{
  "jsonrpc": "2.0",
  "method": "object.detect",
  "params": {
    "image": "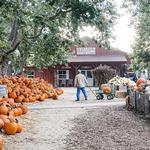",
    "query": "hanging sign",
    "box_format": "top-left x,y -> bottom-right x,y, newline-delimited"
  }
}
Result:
76,47 -> 96,55
0,85 -> 8,98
